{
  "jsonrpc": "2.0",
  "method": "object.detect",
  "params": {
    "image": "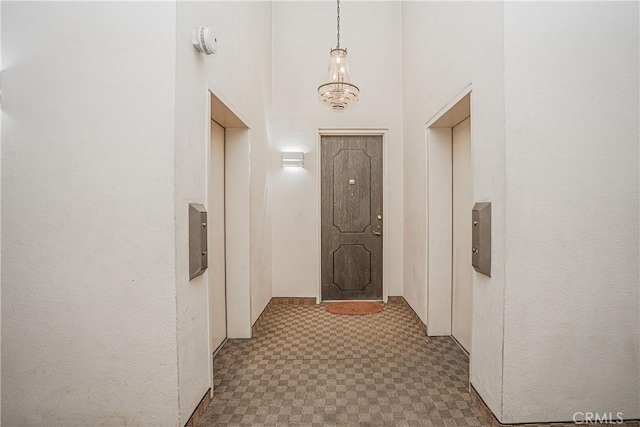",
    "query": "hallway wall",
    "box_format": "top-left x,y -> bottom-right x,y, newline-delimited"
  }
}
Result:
174,2 -> 273,425
401,1 -> 507,418
270,1 -> 404,299
403,1 -> 640,424
502,2 -> 640,422
1,2 -> 179,425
